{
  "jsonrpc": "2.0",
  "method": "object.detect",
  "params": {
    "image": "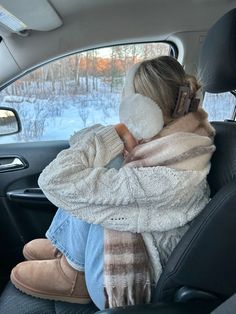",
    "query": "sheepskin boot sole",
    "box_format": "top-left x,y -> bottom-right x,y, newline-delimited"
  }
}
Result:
10,256 -> 91,304
23,238 -> 61,261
